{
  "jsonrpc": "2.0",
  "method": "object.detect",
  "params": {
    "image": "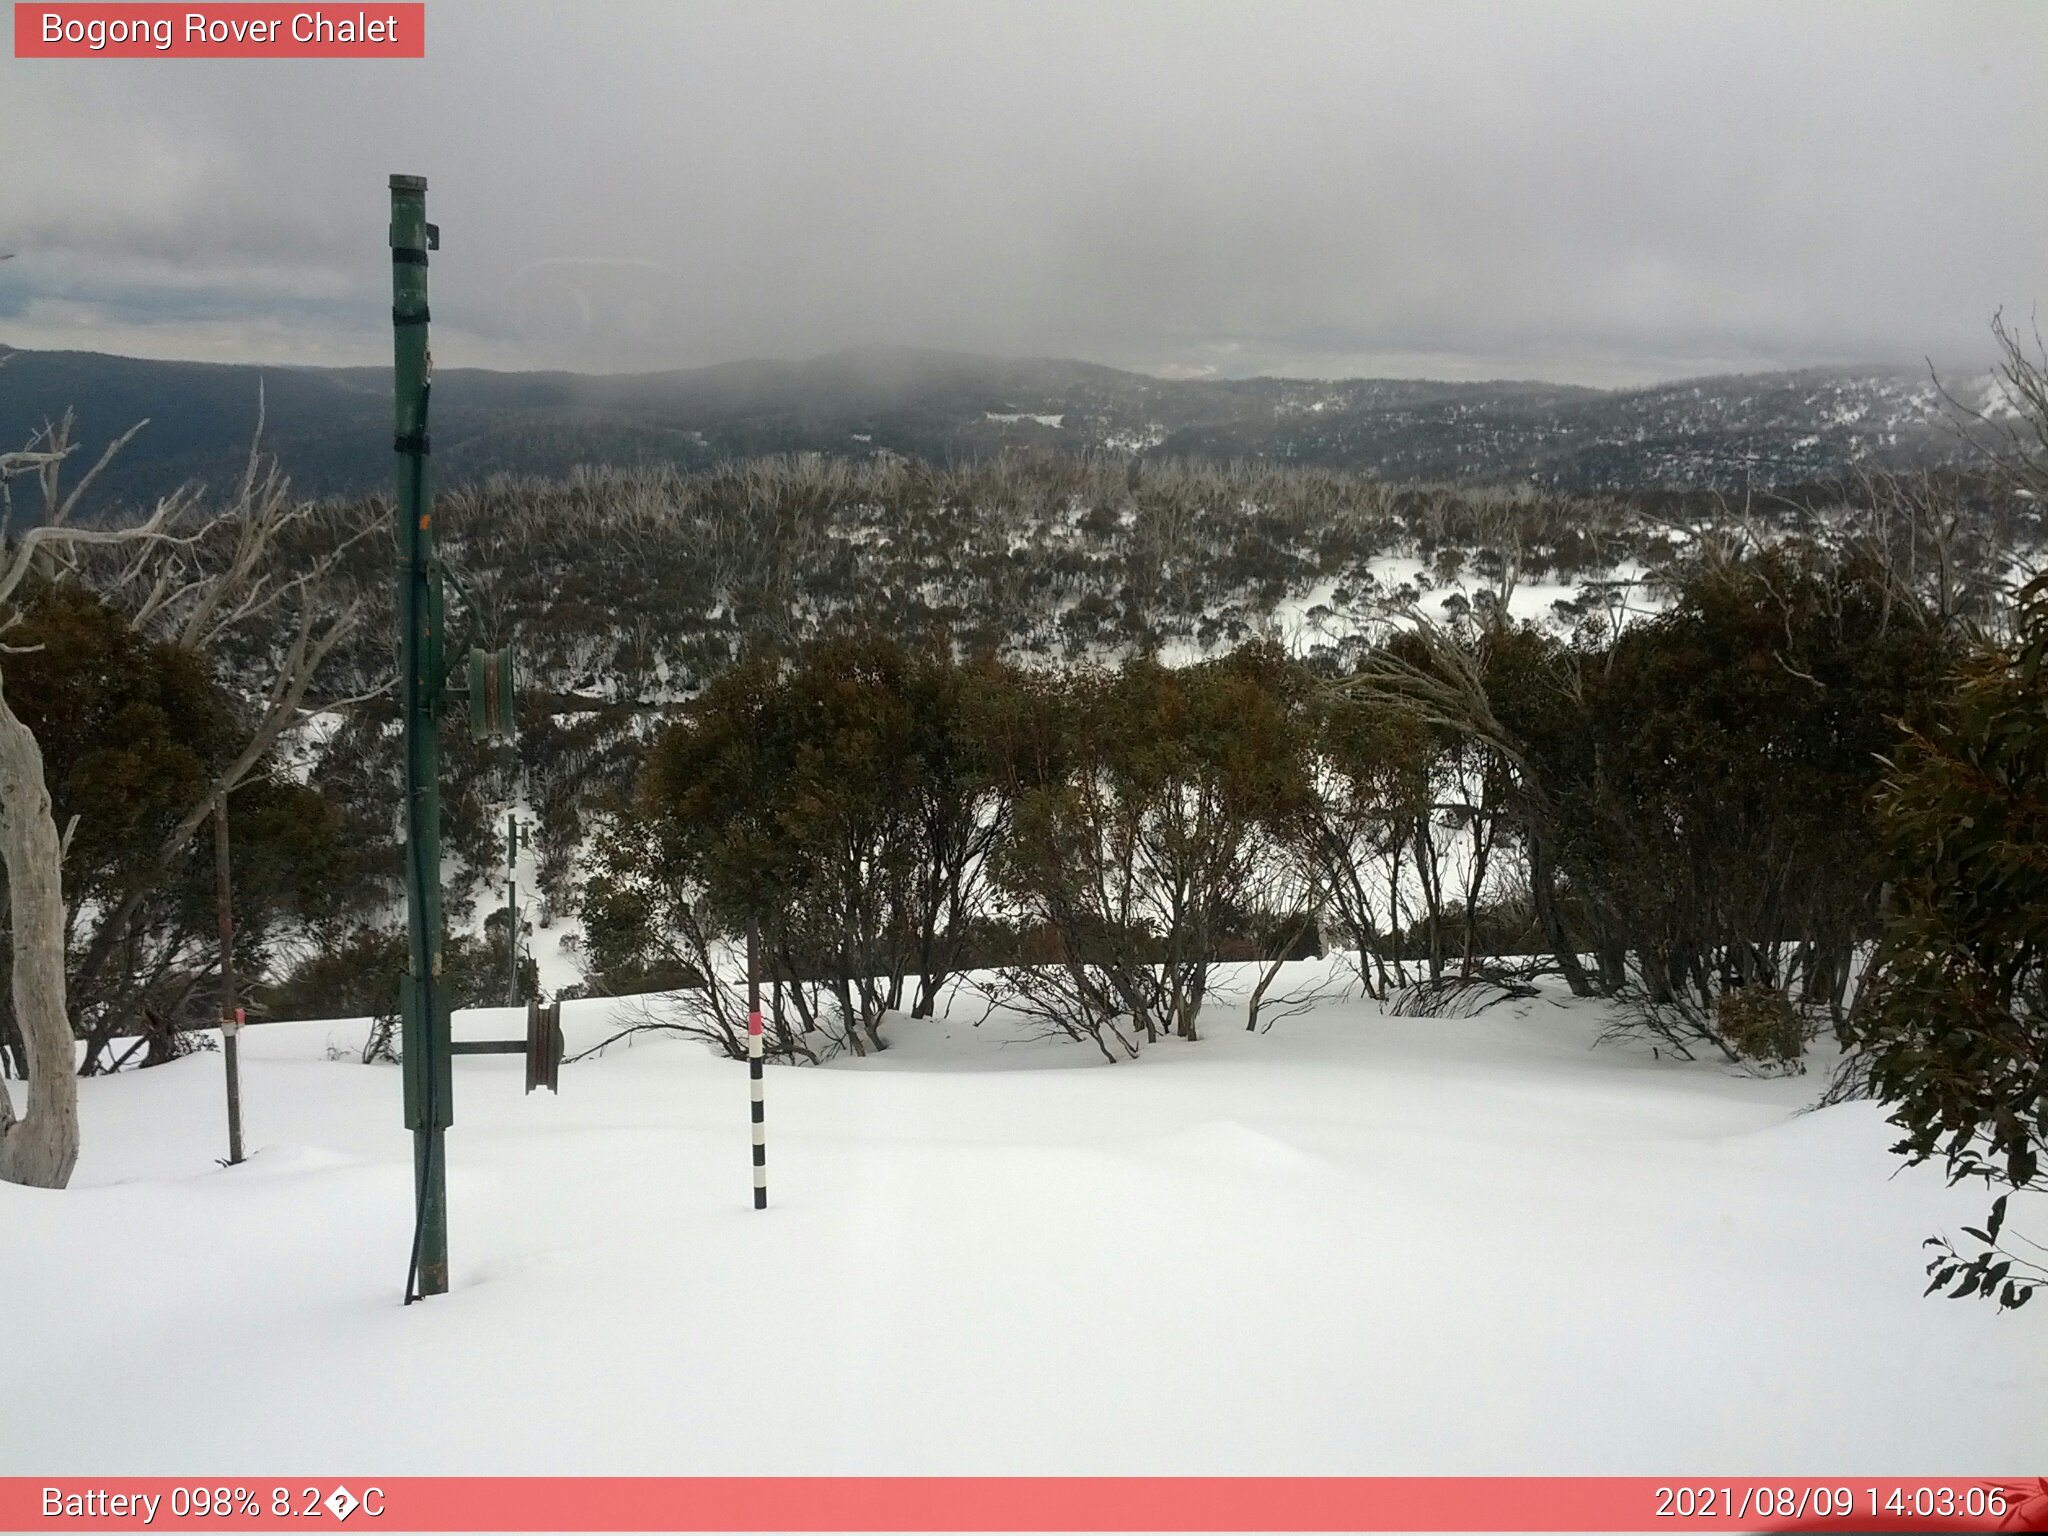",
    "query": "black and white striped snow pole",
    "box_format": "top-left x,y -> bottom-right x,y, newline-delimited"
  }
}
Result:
747,920 -> 767,1209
